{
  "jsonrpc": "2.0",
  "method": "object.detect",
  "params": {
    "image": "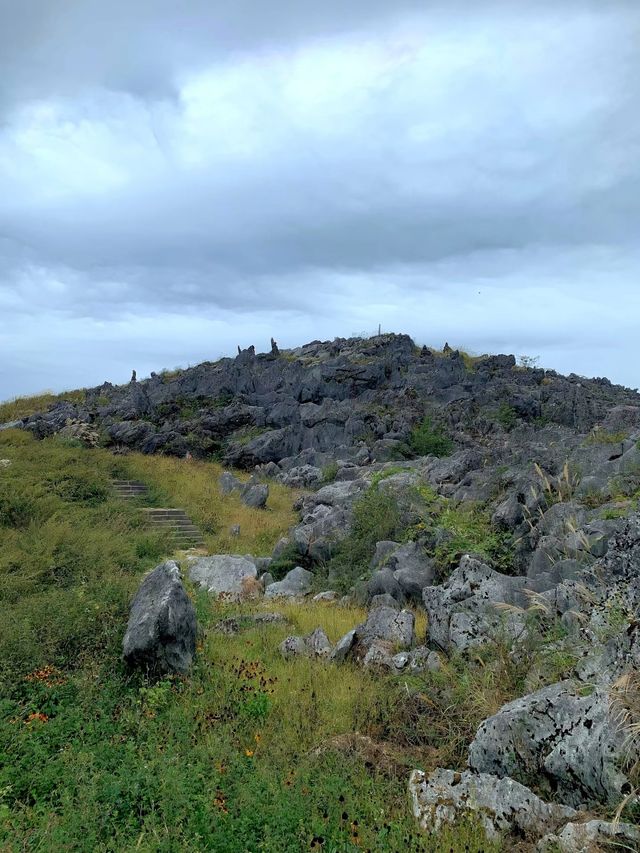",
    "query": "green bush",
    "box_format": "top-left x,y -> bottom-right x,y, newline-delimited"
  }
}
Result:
408,417 -> 453,457
495,403 -> 518,431
324,487 -> 401,591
